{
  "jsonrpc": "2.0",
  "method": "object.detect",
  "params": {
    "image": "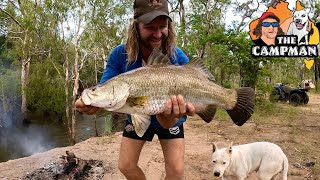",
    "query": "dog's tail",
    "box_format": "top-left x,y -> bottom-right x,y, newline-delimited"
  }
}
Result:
282,154 -> 289,180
